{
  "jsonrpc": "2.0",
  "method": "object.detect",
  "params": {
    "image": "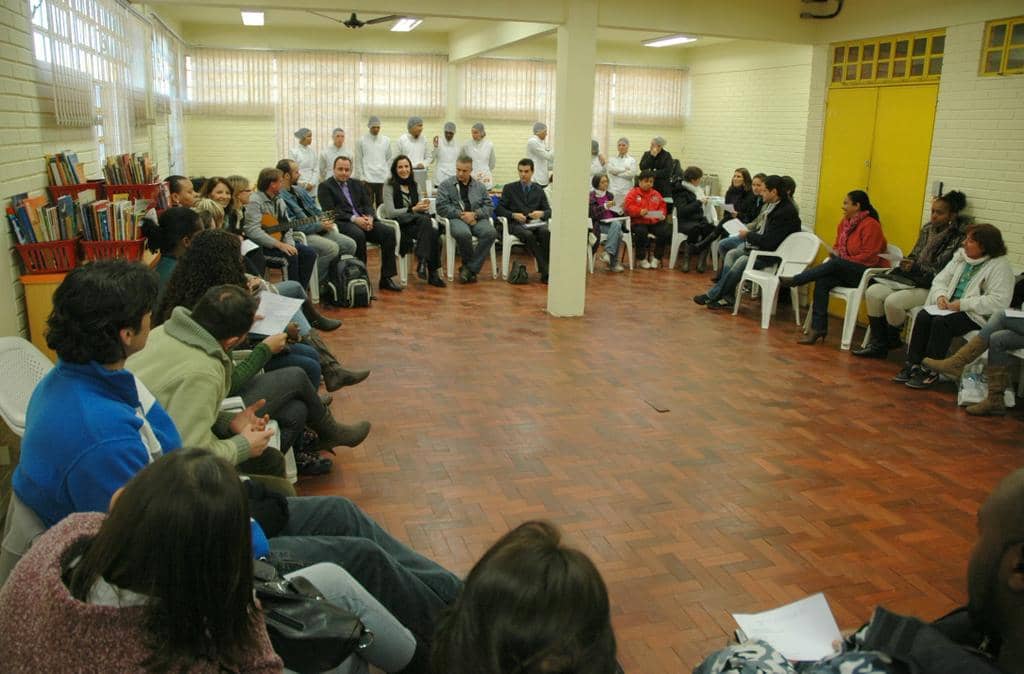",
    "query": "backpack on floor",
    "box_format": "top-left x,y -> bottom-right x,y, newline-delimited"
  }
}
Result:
323,255 -> 371,308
